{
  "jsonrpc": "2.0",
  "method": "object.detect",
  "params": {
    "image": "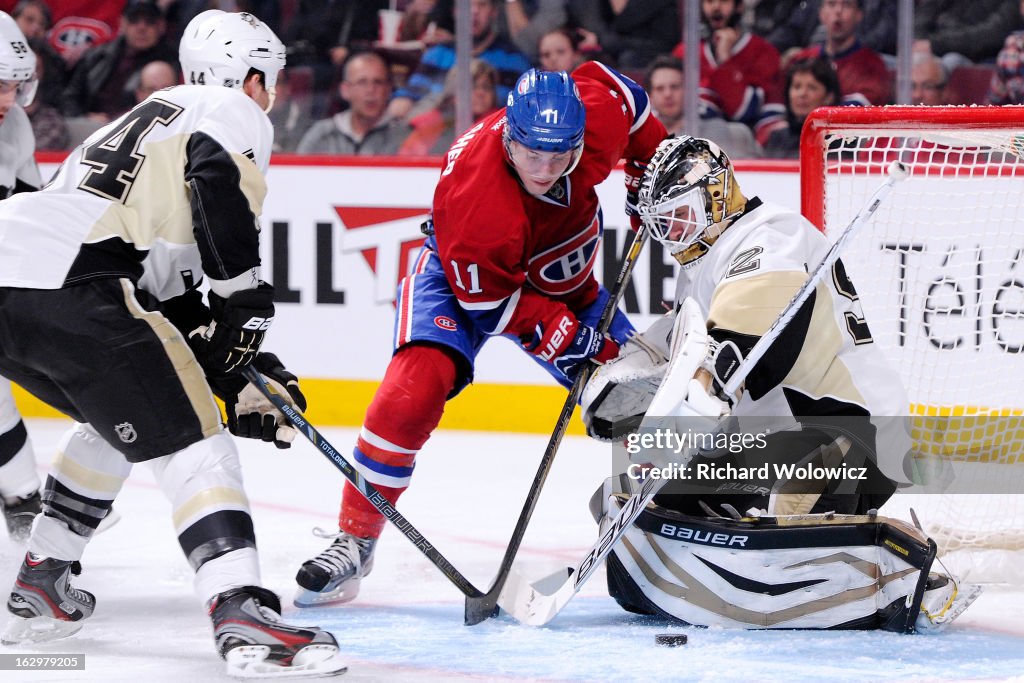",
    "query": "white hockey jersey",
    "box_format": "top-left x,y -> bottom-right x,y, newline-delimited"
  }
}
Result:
0,85 -> 273,302
675,198 -> 908,420
0,104 -> 41,197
